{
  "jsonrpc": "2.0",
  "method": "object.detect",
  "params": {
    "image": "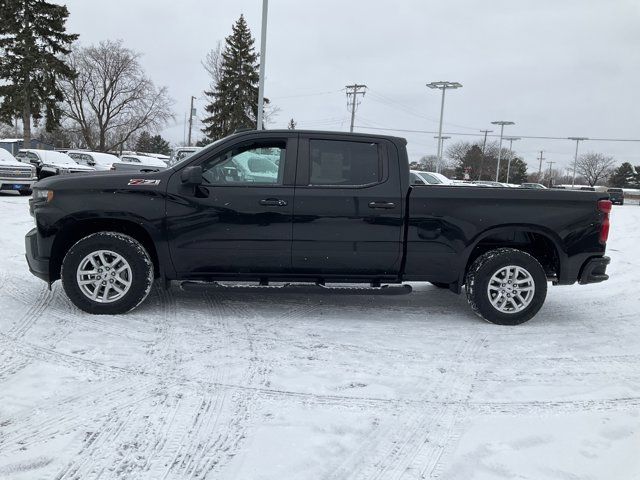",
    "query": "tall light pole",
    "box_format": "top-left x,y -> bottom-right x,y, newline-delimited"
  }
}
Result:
505,136 -> 521,183
478,129 -> 492,180
256,0 -> 269,130
568,137 -> 588,188
434,135 -> 450,170
427,81 -> 462,173
491,121 -> 515,182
